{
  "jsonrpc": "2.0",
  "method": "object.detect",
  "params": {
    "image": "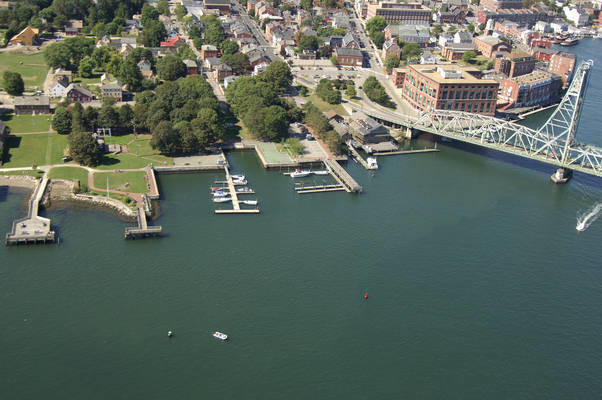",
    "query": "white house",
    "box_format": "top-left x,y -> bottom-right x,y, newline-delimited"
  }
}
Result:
550,20 -> 568,33
49,81 -> 67,97
534,21 -> 552,33
420,50 -> 436,64
252,62 -> 269,76
563,6 -> 589,27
